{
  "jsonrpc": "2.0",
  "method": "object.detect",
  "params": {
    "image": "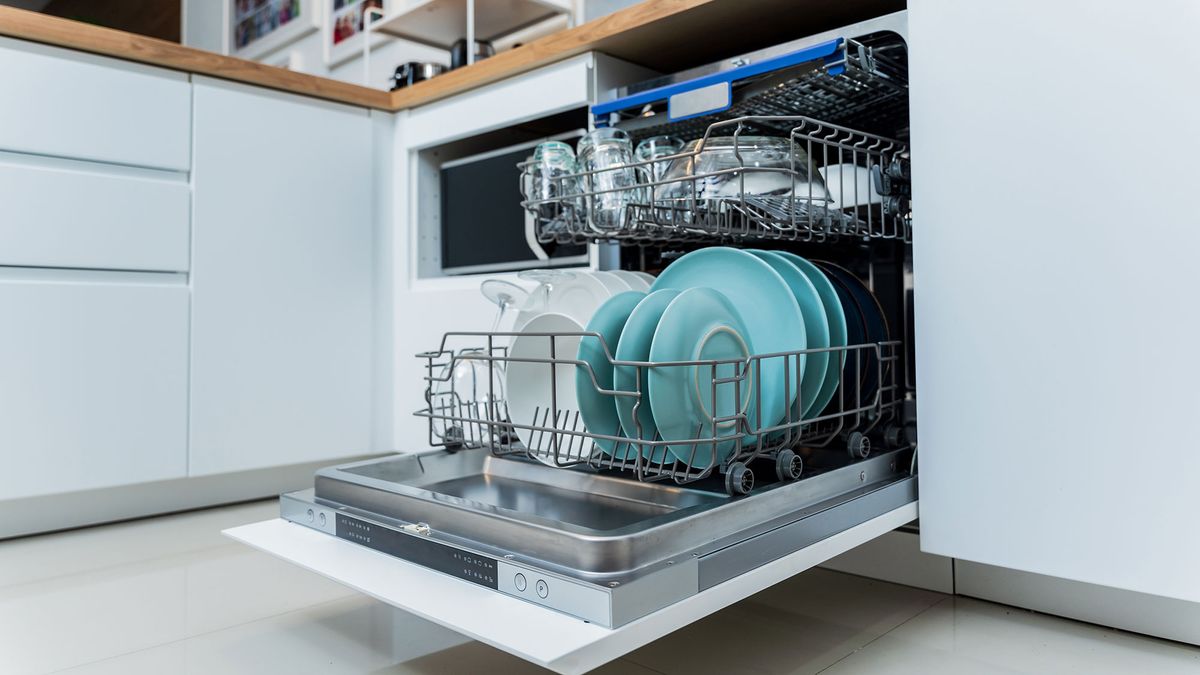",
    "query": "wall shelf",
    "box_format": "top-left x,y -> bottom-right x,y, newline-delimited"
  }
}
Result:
373,0 -> 571,50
